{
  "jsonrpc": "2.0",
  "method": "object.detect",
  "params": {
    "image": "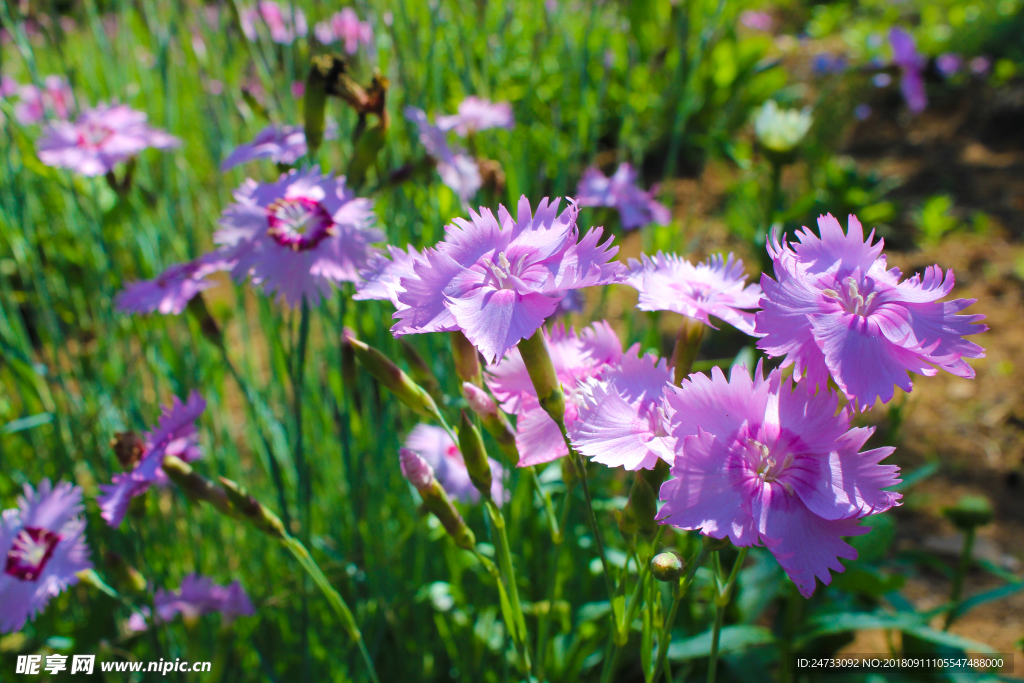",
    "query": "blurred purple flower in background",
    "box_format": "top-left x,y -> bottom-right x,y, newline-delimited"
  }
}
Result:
936,53 -> 962,79
572,350 -> 675,471
969,56 -> 992,75
659,363 -> 902,597
739,10 -> 773,32
437,97 -> 515,136
115,251 -> 235,315
854,104 -> 872,121
0,481 -> 92,633
214,167 -> 382,306
393,197 -> 624,362
889,27 -> 927,113
403,424 -> 506,504
576,163 -> 670,229
627,252 -> 762,335
755,214 -> 987,408
487,322 -> 622,466
811,53 -> 847,76
98,392 -> 207,528
130,575 -> 254,631
314,8 -> 373,54
405,106 -> 482,202
240,1 -> 307,44
37,103 -> 179,176
14,75 -> 75,124
221,124 -> 307,170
